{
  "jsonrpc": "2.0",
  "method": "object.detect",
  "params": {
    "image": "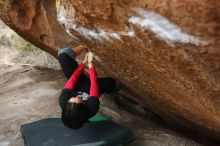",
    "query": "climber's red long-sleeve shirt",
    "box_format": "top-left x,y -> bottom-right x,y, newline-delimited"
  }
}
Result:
59,63 -> 100,119
64,63 -> 99,97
